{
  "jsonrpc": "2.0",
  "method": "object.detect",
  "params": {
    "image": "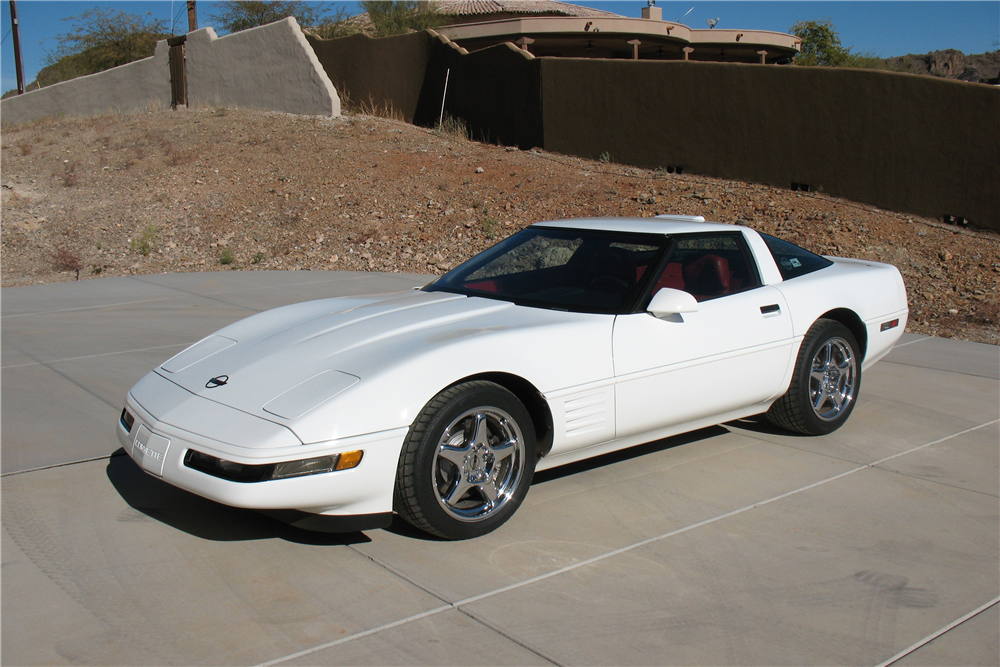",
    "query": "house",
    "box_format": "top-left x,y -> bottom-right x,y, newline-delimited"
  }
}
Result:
427,0 -> 800,64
